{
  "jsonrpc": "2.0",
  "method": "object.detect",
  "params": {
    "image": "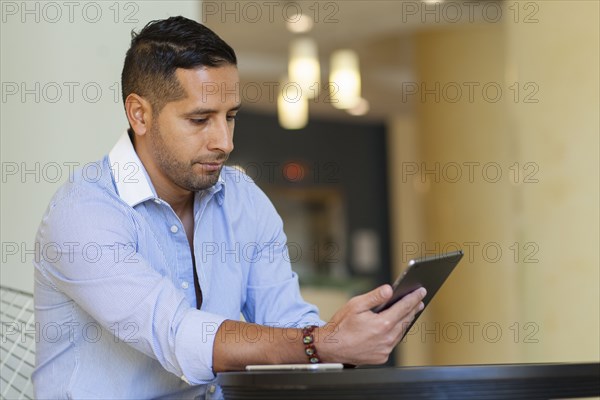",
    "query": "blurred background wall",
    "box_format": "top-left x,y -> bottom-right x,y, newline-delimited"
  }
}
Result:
394,0 -> 599,366
1,0 -> 598,367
